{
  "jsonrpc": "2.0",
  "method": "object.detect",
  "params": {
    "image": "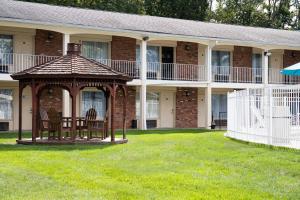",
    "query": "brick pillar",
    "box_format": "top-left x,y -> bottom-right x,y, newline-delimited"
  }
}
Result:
283,50 -> 300,67
175,87 -> 198,128
233,46 -> 253,82
35,29 -> 63,56
39,87 -> 63,114
115,86 -> 136,129
111,36 -> 136,61
176,42 -> 198,80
